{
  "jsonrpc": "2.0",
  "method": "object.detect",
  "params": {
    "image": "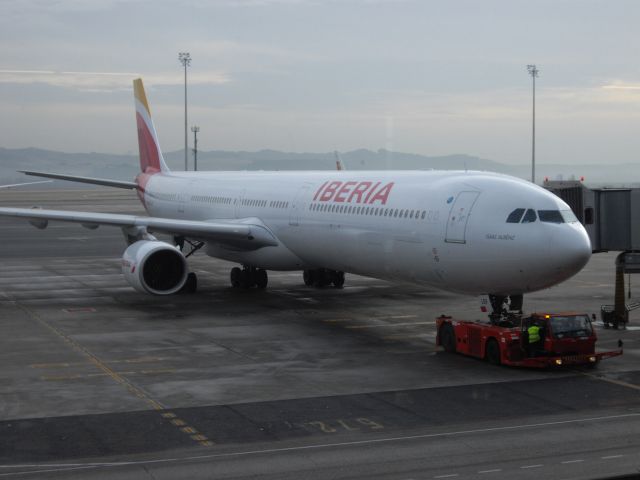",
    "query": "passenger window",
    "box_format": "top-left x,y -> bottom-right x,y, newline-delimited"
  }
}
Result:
522,209 -> 537,223
538,210 -> 564,223
506,208 -> 525,223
